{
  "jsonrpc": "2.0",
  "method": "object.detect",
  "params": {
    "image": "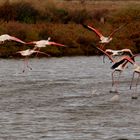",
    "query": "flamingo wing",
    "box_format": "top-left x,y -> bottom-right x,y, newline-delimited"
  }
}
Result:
95,45 -> 114,63
111,57 -> 134,69
109,23 -> 128,38
49,41 -> 65,47
82,24 -> 103,38
33,50 -> 50,56
121,49 -> 133,57
26,41 -> 36,45
10,36 -> 26,44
